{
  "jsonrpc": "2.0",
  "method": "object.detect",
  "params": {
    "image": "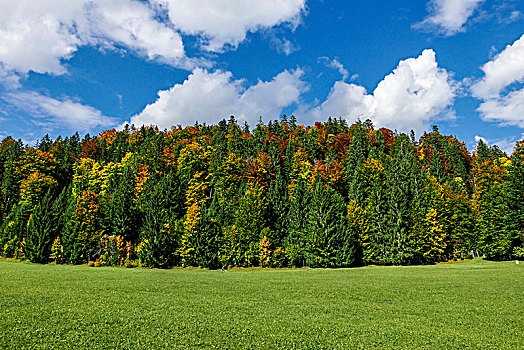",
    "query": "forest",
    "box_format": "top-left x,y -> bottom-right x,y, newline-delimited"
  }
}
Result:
0,116 -> 523,269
